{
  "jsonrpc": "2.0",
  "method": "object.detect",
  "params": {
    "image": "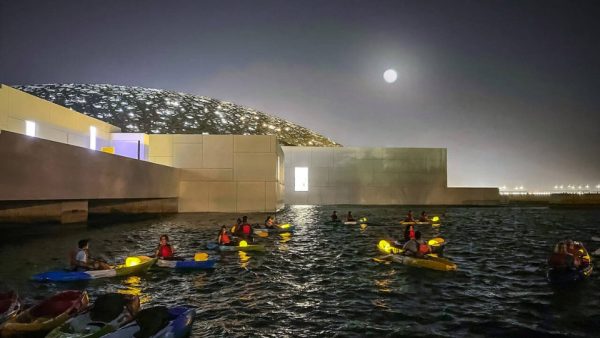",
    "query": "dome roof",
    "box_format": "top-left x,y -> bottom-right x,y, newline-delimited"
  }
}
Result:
15,84 -> 340,147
